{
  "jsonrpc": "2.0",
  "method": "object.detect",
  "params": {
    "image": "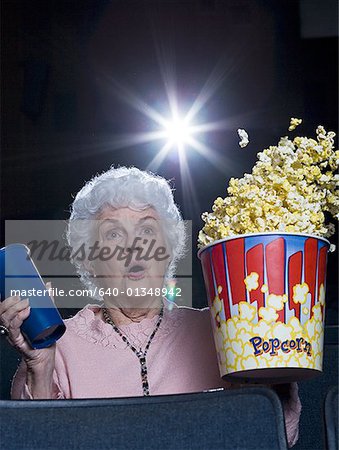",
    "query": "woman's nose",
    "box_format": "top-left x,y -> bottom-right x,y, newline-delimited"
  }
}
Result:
124,234 -> 143,253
